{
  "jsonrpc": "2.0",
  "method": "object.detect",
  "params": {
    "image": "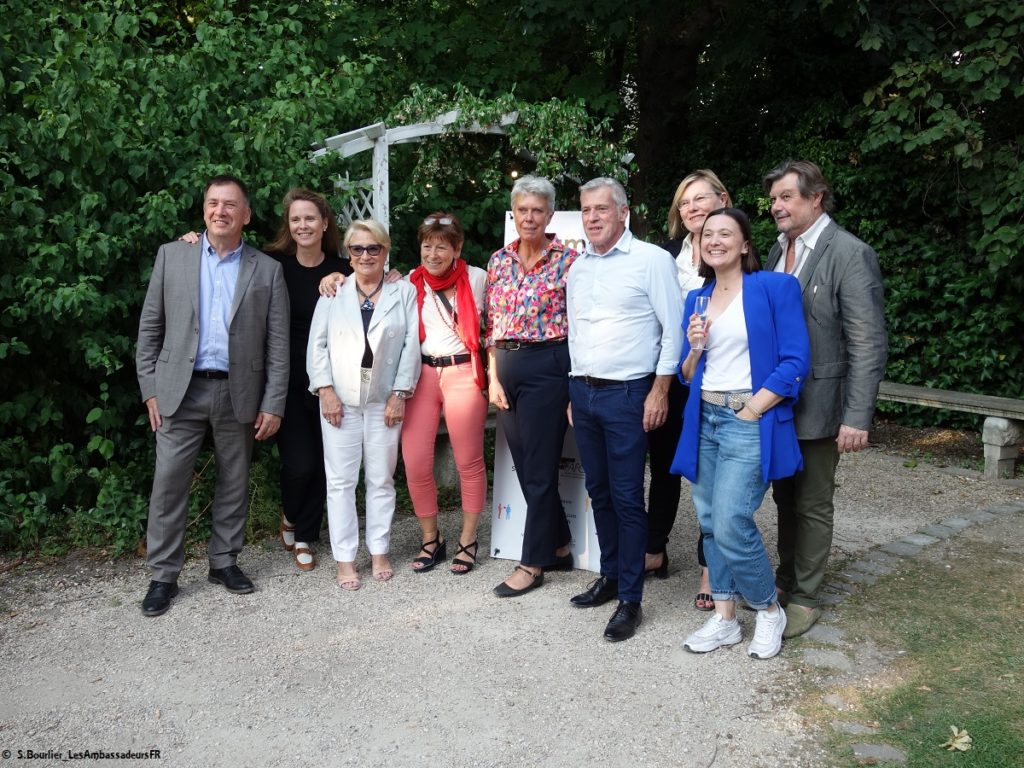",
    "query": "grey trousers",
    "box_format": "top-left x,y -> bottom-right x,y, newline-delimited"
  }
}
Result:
146,378 -> 254,583
771,437 -> 840,608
